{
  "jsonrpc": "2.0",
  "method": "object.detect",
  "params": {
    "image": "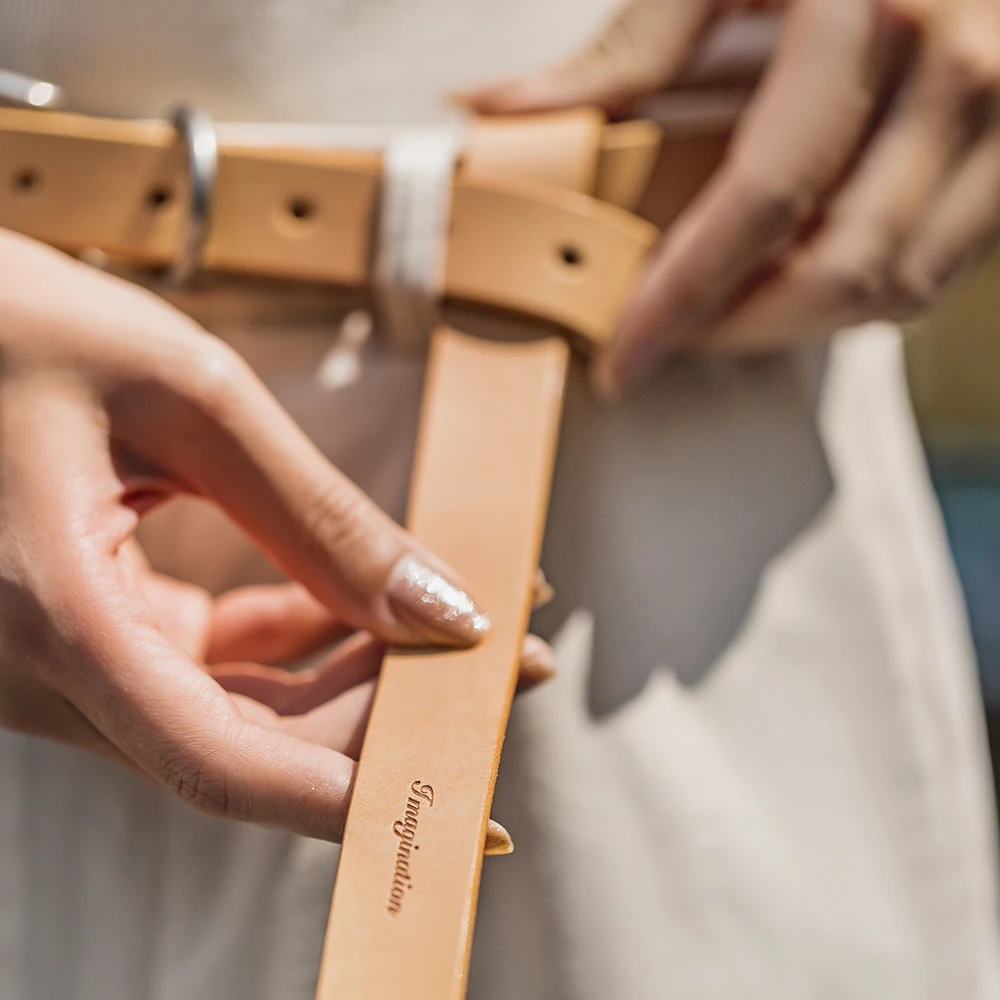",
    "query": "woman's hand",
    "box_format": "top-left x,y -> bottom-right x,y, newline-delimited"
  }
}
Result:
466,0 -> 1000,395
0,231 -> 551,841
